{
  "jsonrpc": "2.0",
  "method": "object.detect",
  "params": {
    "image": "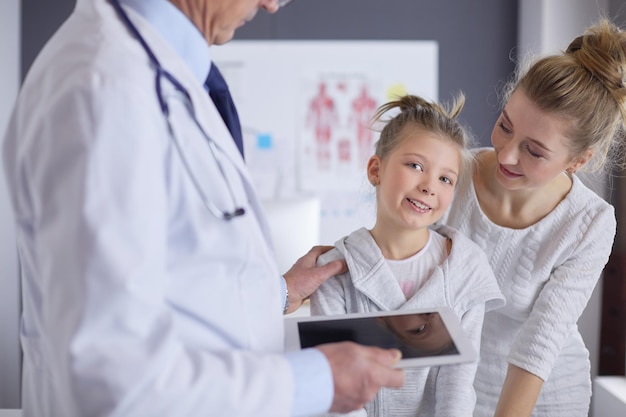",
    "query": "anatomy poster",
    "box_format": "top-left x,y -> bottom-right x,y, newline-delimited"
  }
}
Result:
212,41 -> 438,243
300,74 -> 382,190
